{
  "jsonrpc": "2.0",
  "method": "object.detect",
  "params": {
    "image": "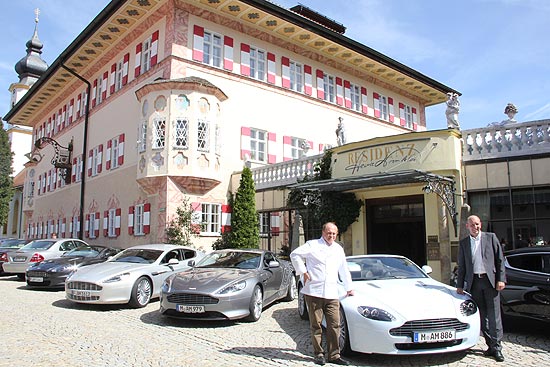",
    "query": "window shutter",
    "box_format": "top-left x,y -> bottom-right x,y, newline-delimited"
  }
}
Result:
267,52 -> 276,84
76,94 -> 82,119
316,69 -> 324,99
106,139 -> 112,170
221,205 -> 232,233
268,132 -> 277,164
91,79 -> 97,108
304,65 -> 312,96
412,108 -> 418,131
37,174 -> 41,195
115,208 -> 121,236
85,214 -> 90,238
192,25 -> 204,62
240,43 -> 250,76
150,30 -> 159,67
135,43 -> 142,77
191,202 -> 202,234
361,87 -> 369,115
388,97 -> 395,123
283,136 -> 292,162
344,80 -> 351,108
399,103 -> 406,126
143,203 -> 151,234
373,92 -> 381,118
223,36 -> 233,71
118,133 -> 125,166
102,71 -> 108,100
71,158 -> 77,183
128,206 -> 135,235
110,63 -> 116,94
103,210 -> 109,237
281,57 -> 290,88
88,149 -> 93,177
336,77 -> 343,106
94,212 -> 100,238
97,144 -> 103,174
68,99 -> 74,124
270,212 -> 280,236
240,127 -> 251,160
122,53 -> 129,85
62,218 -> 66,238
62,106 -> 67,130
